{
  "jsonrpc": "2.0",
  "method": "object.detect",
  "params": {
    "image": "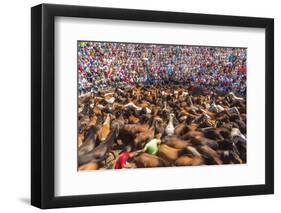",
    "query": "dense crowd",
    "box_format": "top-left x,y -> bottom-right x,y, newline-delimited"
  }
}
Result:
78,41 -> 247,96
